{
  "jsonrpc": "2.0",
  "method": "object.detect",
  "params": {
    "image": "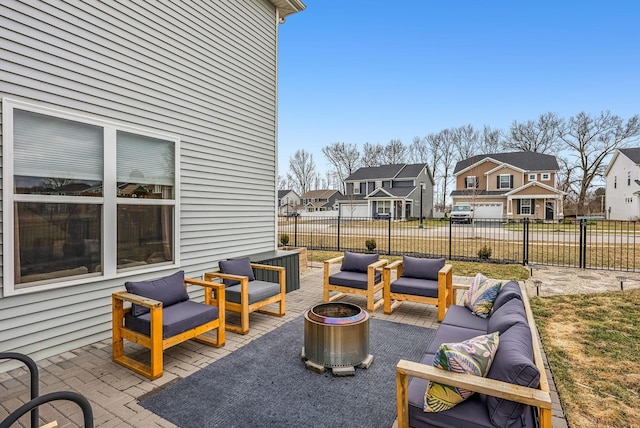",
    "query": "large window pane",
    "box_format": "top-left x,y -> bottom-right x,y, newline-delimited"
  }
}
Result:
117,132 -> 174,199
117,205 -> 173,269
14,110 -> 103,195
15,202 -> 102,286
